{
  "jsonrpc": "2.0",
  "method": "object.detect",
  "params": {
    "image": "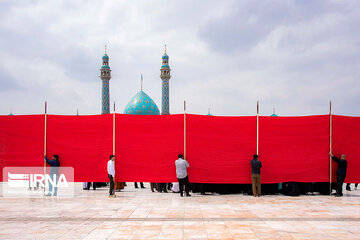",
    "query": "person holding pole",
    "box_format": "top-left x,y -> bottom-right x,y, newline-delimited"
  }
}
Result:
175,154 -> 191,197
329,152 -> 347,197
44,154 -> 60,196
251,154 -> 262,197
107,155 -> 116,198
